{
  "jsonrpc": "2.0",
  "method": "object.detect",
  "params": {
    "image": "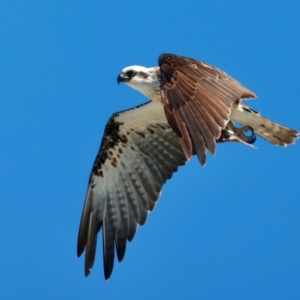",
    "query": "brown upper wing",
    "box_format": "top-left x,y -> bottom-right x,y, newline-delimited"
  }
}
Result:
159,53 -> 256,165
